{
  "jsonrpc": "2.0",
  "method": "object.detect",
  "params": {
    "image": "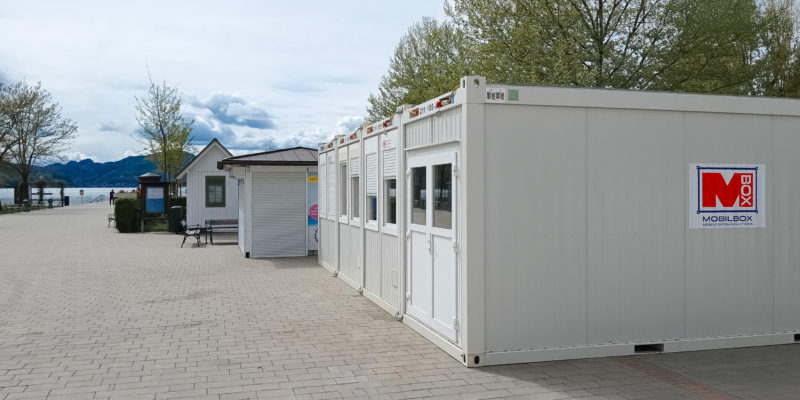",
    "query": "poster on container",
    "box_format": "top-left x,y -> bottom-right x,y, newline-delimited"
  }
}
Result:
307,172 -> 319,251
689,163 -> 765,229
145,186 -> 165,214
